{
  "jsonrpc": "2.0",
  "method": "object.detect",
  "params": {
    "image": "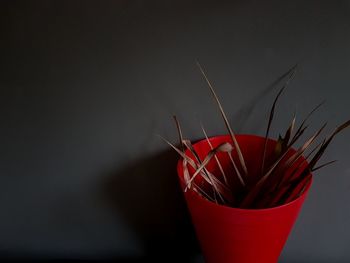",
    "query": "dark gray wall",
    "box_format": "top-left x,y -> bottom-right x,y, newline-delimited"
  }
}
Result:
1,0 -> 350,262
